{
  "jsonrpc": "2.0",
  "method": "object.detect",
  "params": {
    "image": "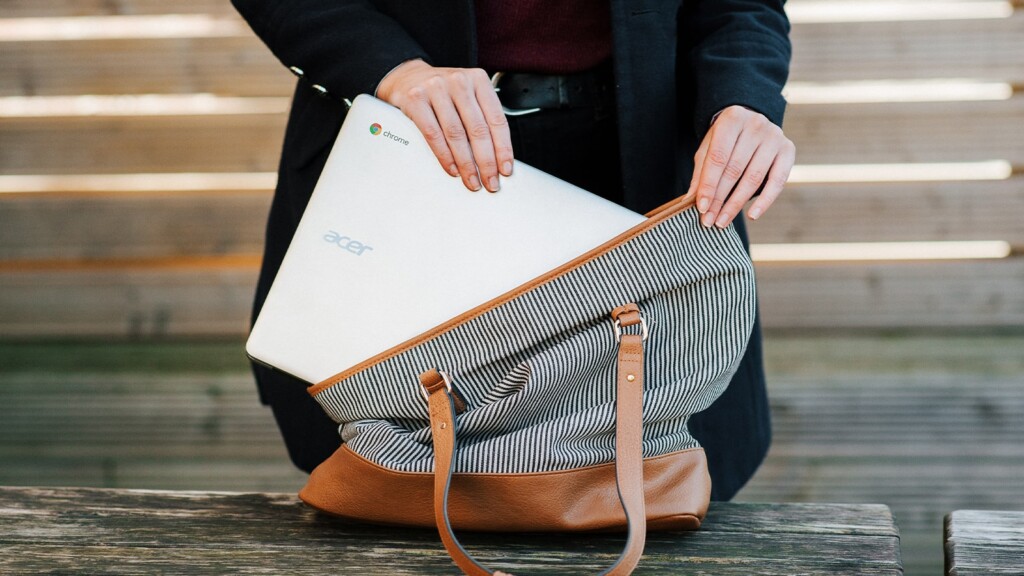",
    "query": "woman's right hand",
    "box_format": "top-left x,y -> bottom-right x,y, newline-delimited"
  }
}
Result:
376,59 -> 514,193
